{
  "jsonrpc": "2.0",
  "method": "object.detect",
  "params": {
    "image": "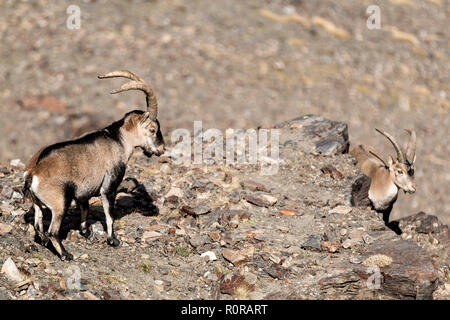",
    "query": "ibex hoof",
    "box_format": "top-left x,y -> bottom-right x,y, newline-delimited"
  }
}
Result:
107,237 -> 120,247
36,232 -> 49,246
80,228 -> 92,239
61,252 -> 73,261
